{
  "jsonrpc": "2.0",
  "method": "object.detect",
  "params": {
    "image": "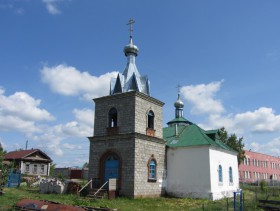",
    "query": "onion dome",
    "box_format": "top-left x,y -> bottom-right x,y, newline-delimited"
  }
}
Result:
174,94 -> 184,109
124,38 -> 139,56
